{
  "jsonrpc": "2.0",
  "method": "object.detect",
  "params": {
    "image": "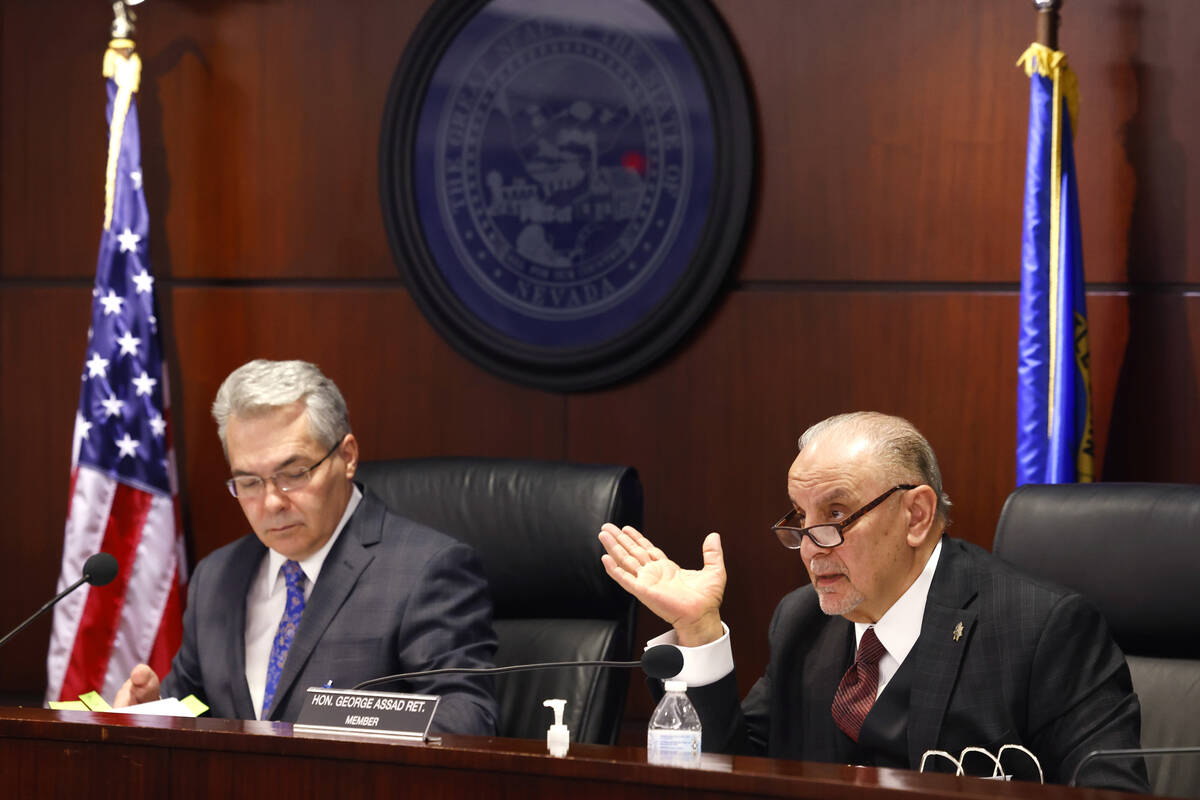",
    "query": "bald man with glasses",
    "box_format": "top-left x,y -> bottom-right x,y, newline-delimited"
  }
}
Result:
115,359 -> 498,733
599,412 -> 1146,791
